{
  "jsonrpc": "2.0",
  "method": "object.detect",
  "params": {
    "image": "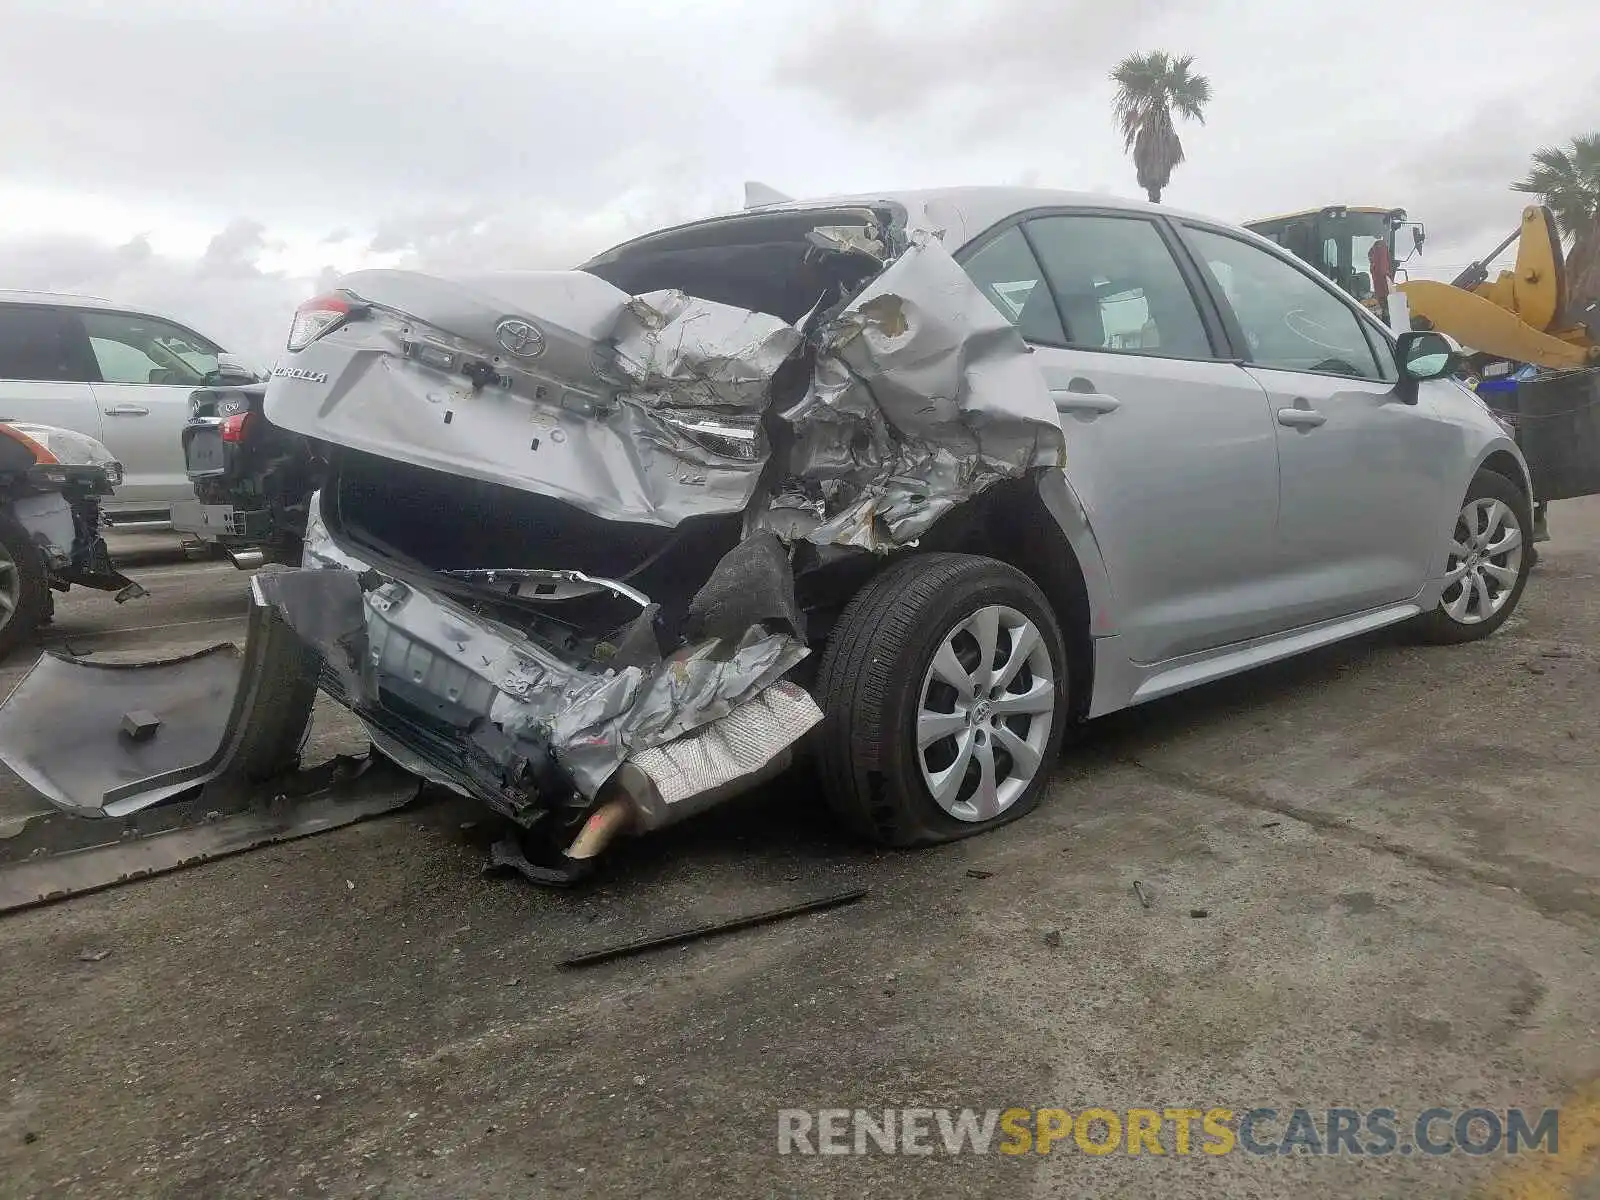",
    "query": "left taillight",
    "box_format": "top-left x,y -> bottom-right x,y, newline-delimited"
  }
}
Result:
286,292 -> 352,352
220,412 -> 252,443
